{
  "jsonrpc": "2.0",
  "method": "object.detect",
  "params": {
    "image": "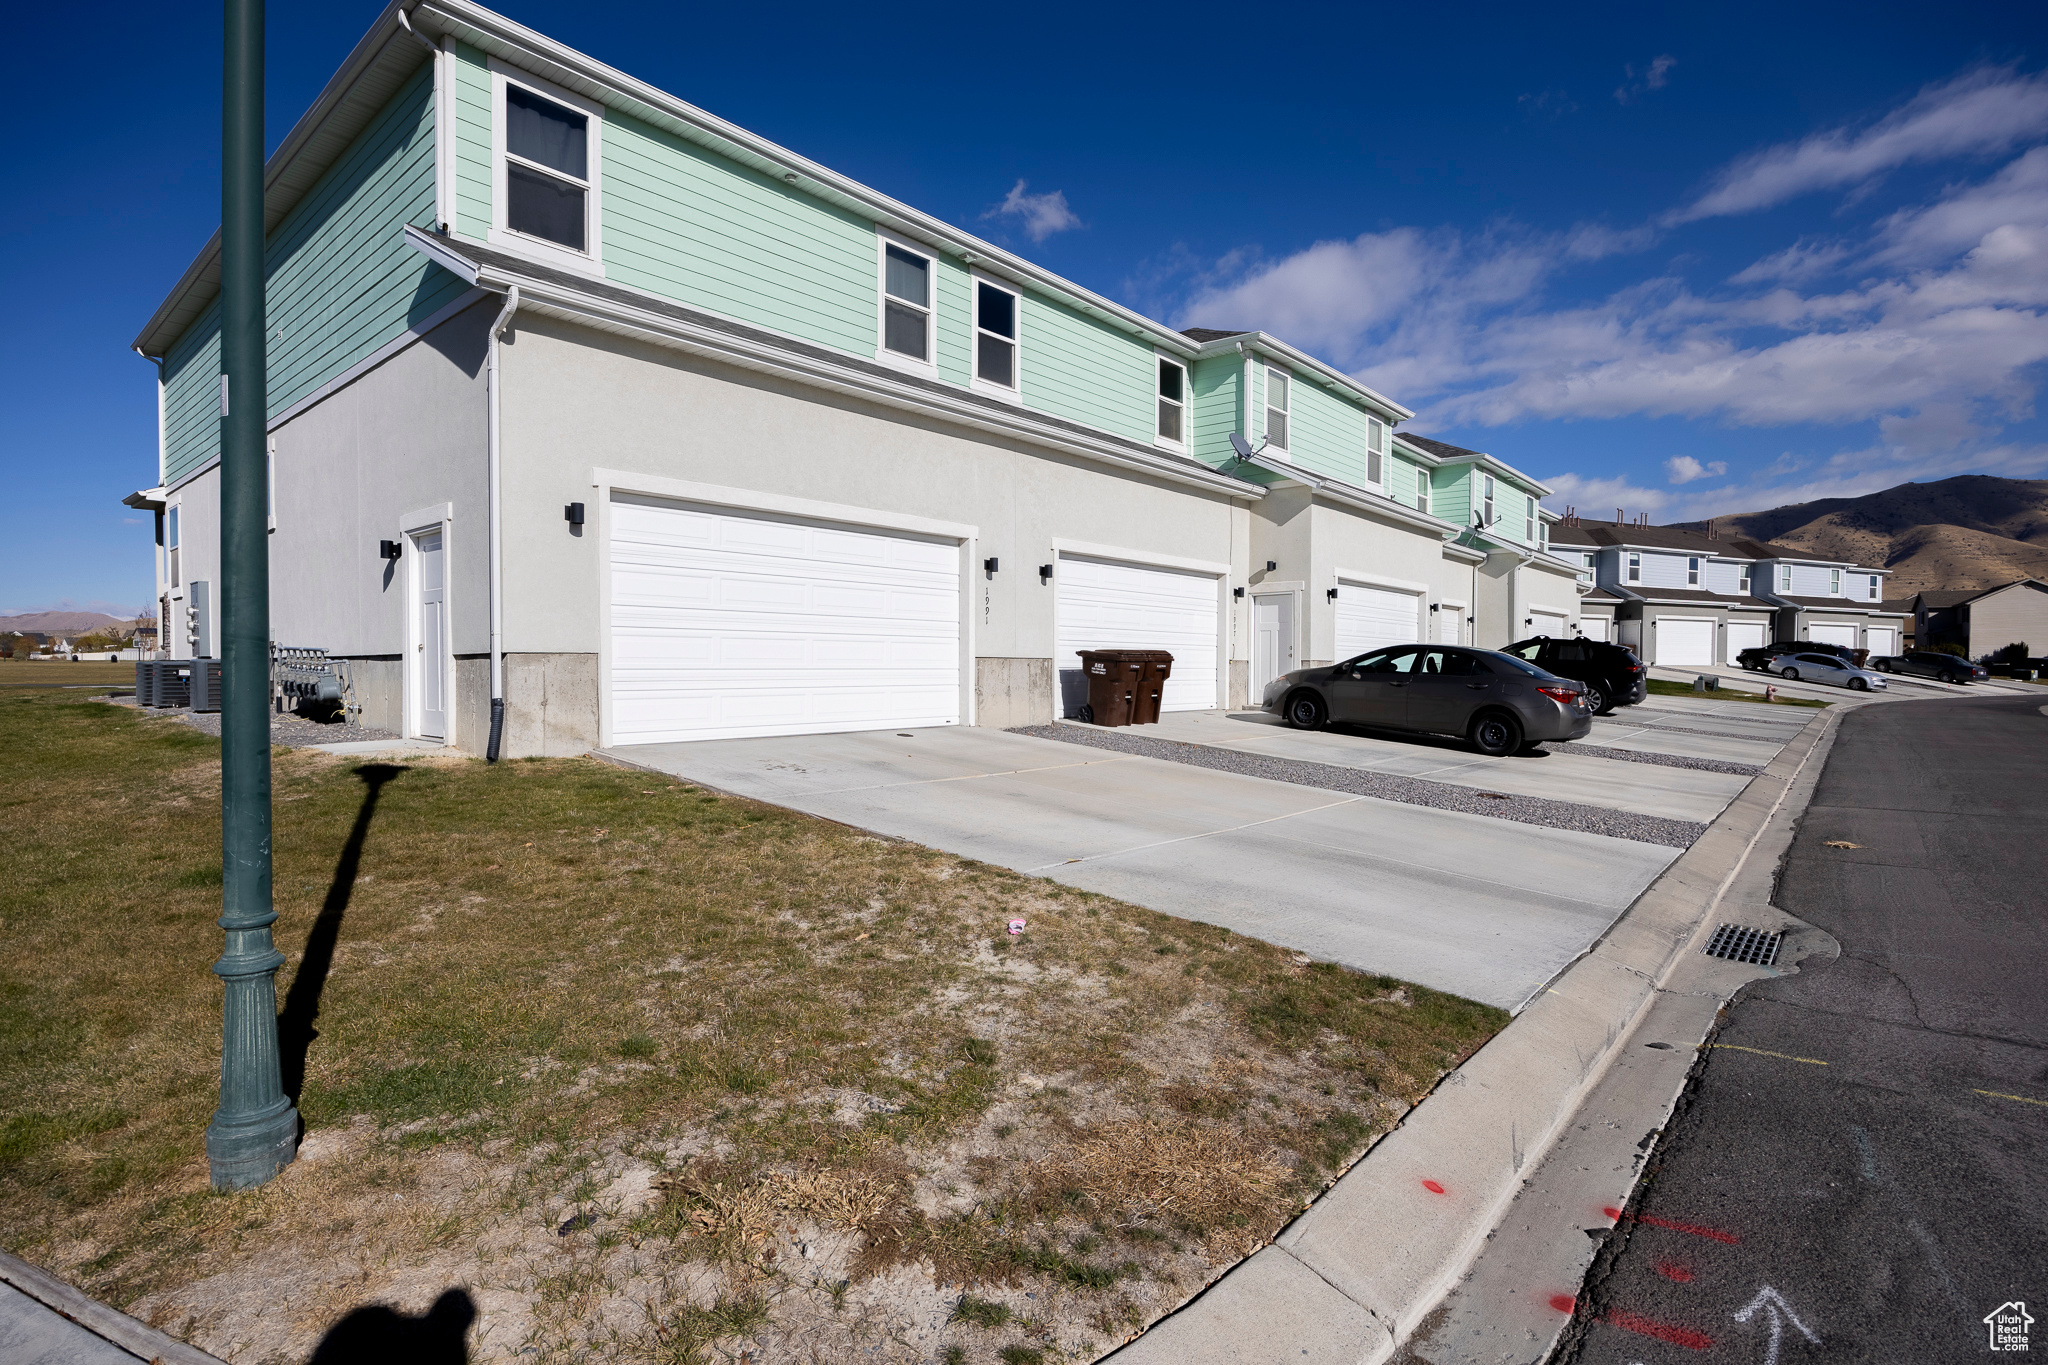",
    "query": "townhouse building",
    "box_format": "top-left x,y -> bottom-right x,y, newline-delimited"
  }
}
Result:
124,0 -> 1584,757
1549,517 -> 1906,666
1907,580 -> 2048,659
